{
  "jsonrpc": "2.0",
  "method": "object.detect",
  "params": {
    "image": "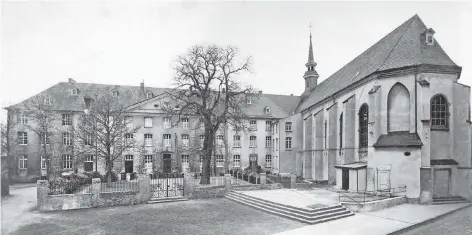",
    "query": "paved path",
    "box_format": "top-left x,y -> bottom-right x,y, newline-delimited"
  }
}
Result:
274,203 -> 471,235
396,205 -> 472,235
